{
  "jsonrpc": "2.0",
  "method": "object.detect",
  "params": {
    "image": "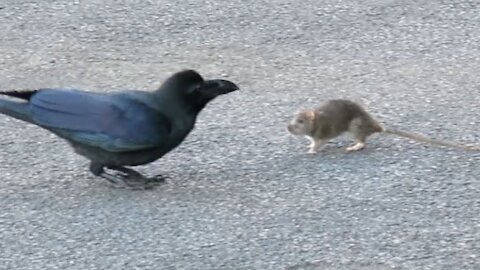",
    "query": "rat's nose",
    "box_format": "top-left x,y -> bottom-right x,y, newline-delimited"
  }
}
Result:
287,125 -> 293,132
